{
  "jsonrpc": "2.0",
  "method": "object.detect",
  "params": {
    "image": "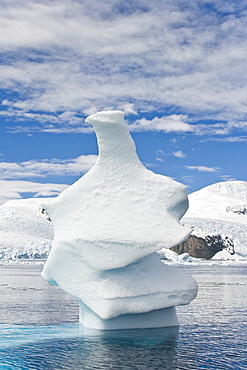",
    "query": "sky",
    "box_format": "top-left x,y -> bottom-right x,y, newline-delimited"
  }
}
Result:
0,0 -> 247,204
